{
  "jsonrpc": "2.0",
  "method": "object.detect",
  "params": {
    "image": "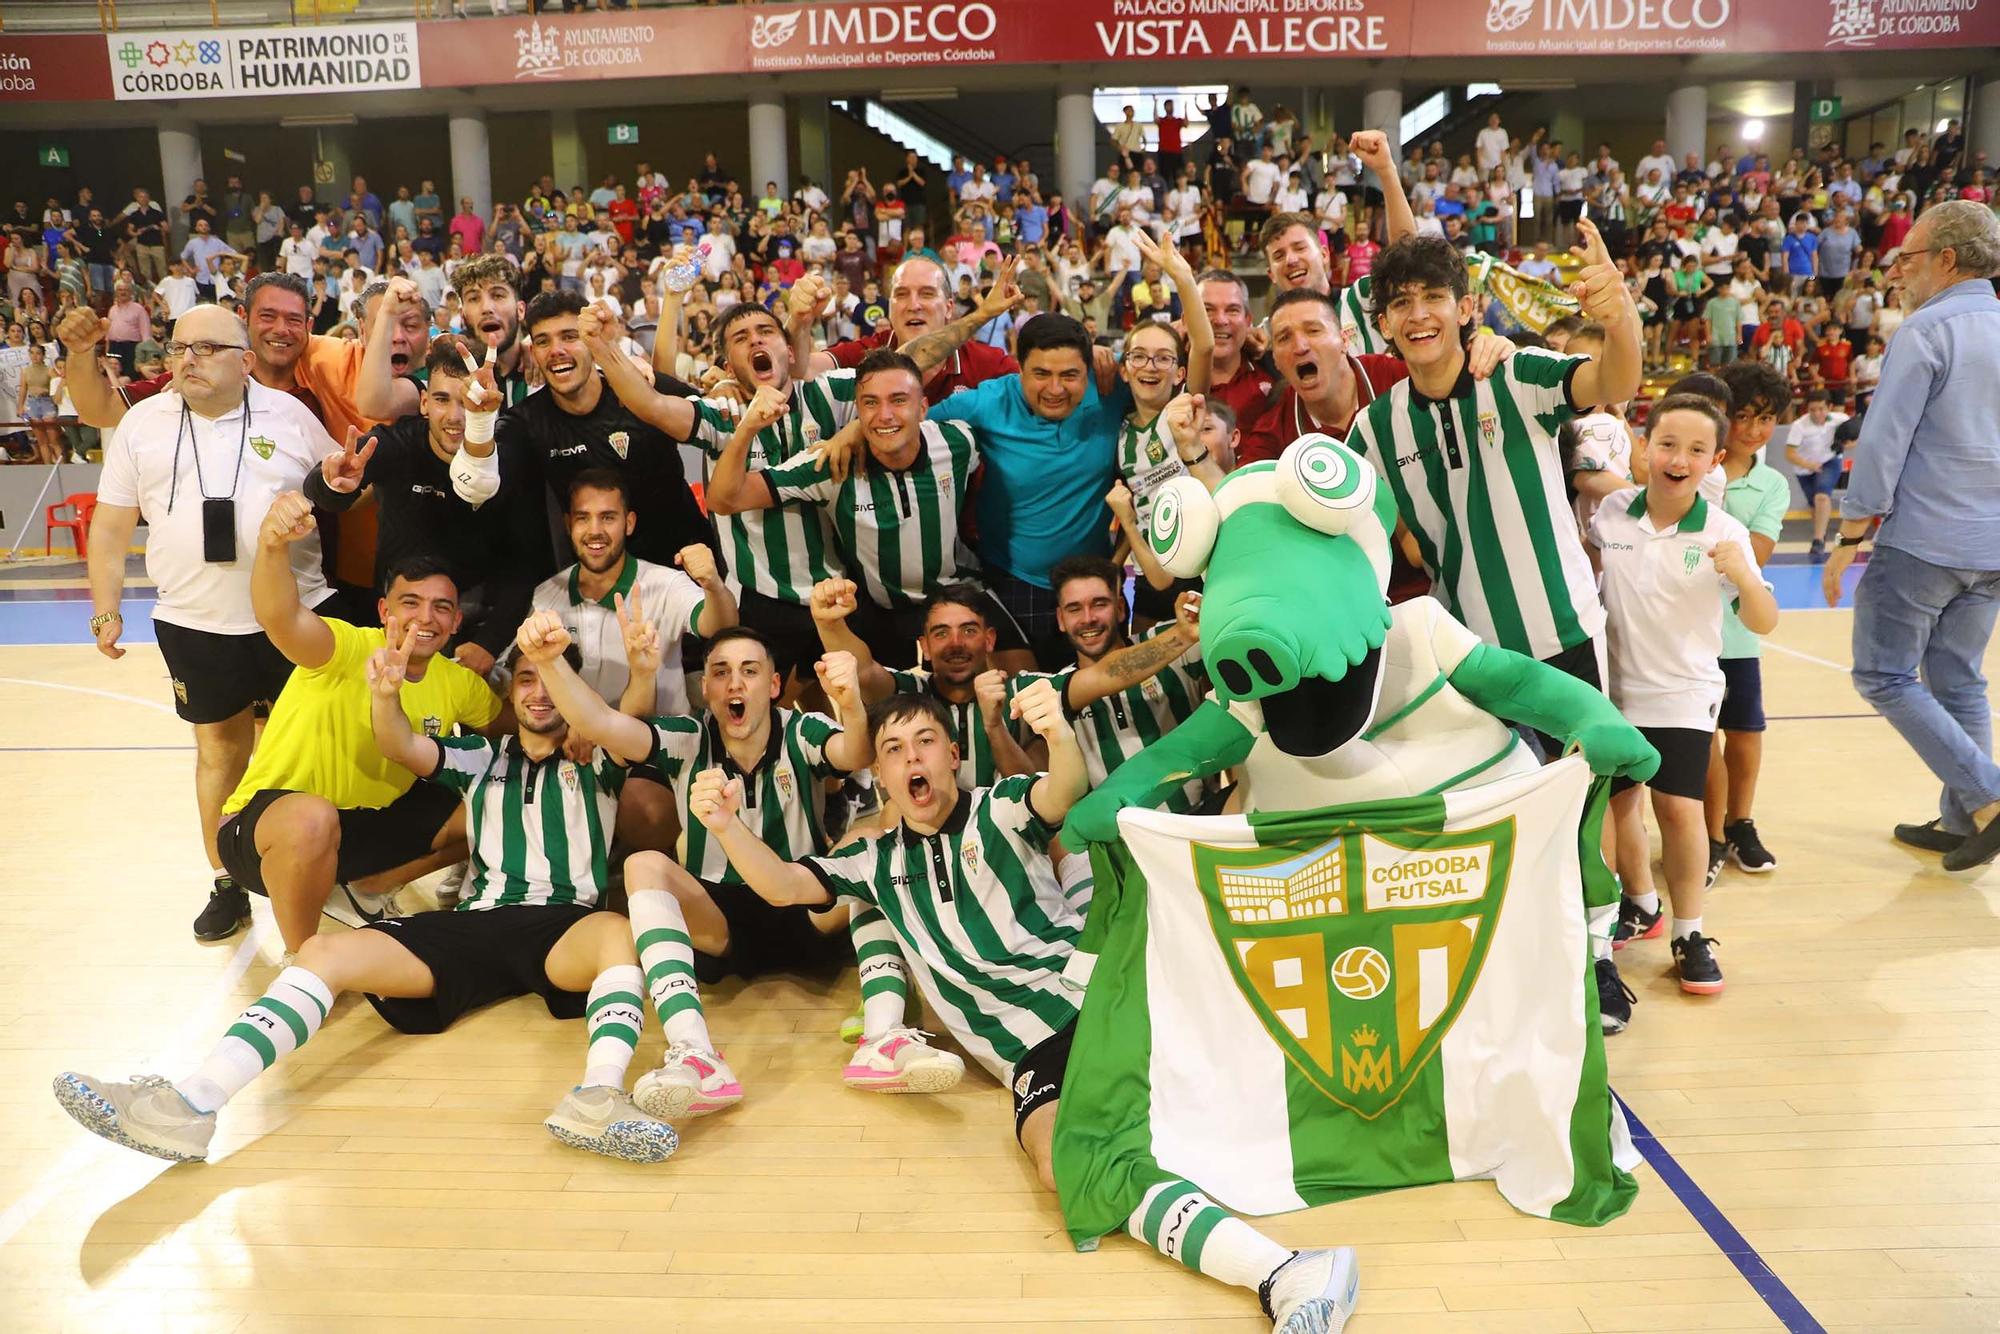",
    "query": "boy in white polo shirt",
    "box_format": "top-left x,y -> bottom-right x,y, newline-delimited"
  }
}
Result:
1589,393 -> 1778,997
